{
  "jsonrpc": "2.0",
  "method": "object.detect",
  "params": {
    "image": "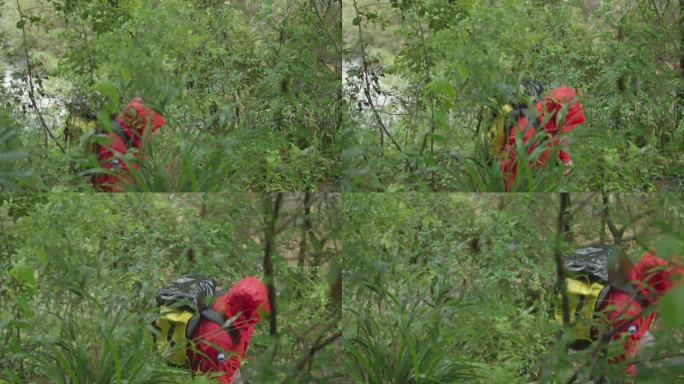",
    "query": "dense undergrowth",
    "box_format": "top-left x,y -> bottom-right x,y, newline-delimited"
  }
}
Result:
343,193 -> 684,383
1,0 -> 341,192
343,0 -> 684,191
0,193 -> 344,383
